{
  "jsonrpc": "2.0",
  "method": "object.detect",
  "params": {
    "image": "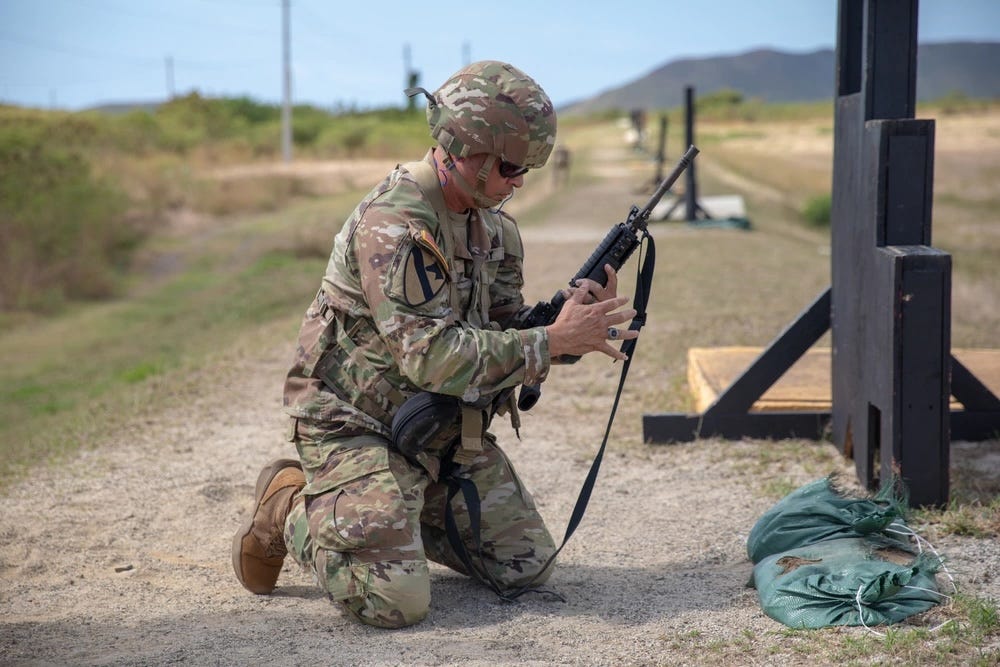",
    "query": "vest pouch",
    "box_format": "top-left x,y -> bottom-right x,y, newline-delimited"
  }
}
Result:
390,392 -> 461,459
313,313 -> 405,427
296,291 -> 339,378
